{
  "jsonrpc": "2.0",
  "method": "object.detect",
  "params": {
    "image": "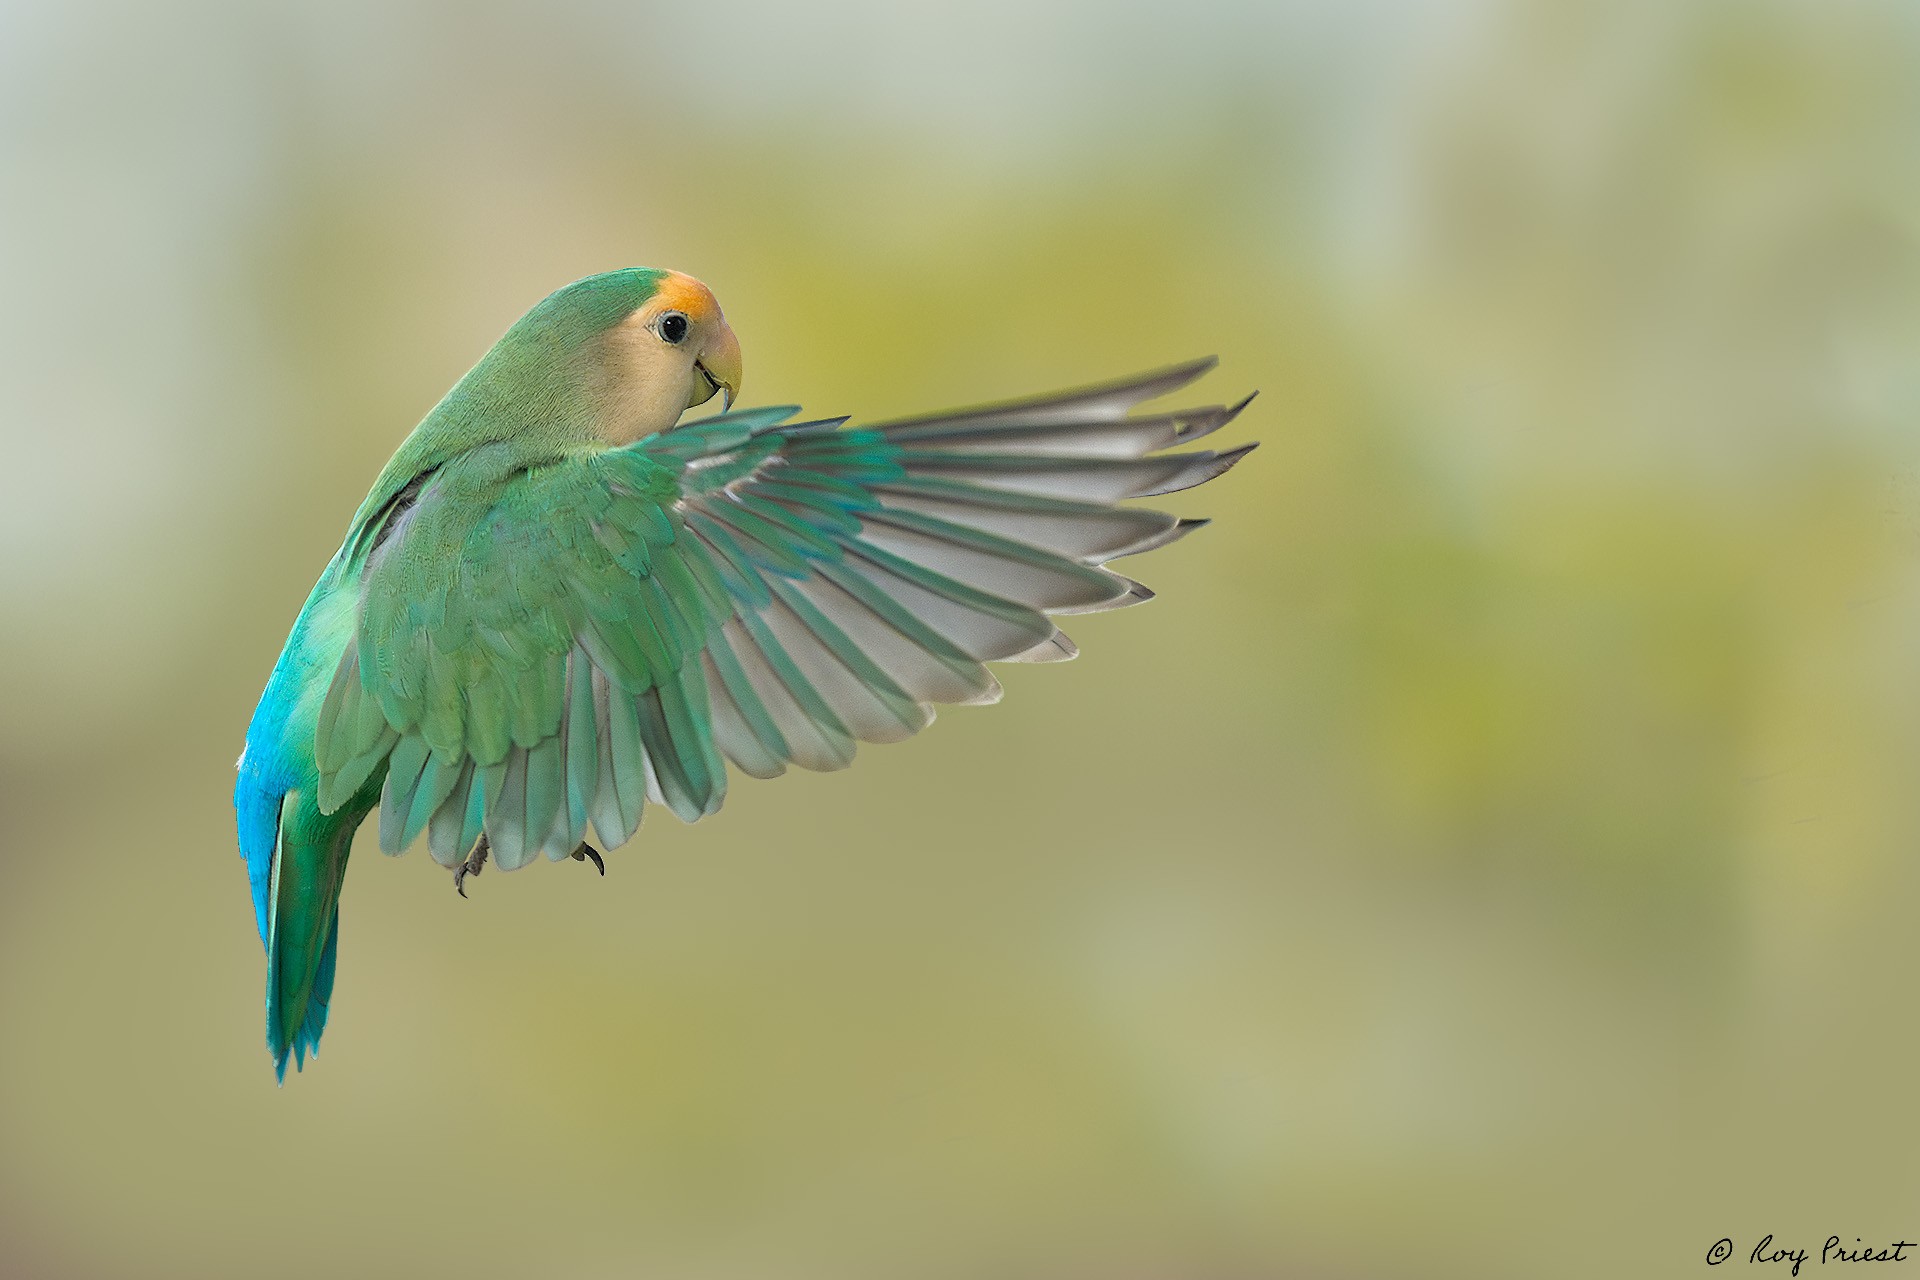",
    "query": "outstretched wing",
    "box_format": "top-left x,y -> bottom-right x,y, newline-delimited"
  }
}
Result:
313,358 -> 1255,872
